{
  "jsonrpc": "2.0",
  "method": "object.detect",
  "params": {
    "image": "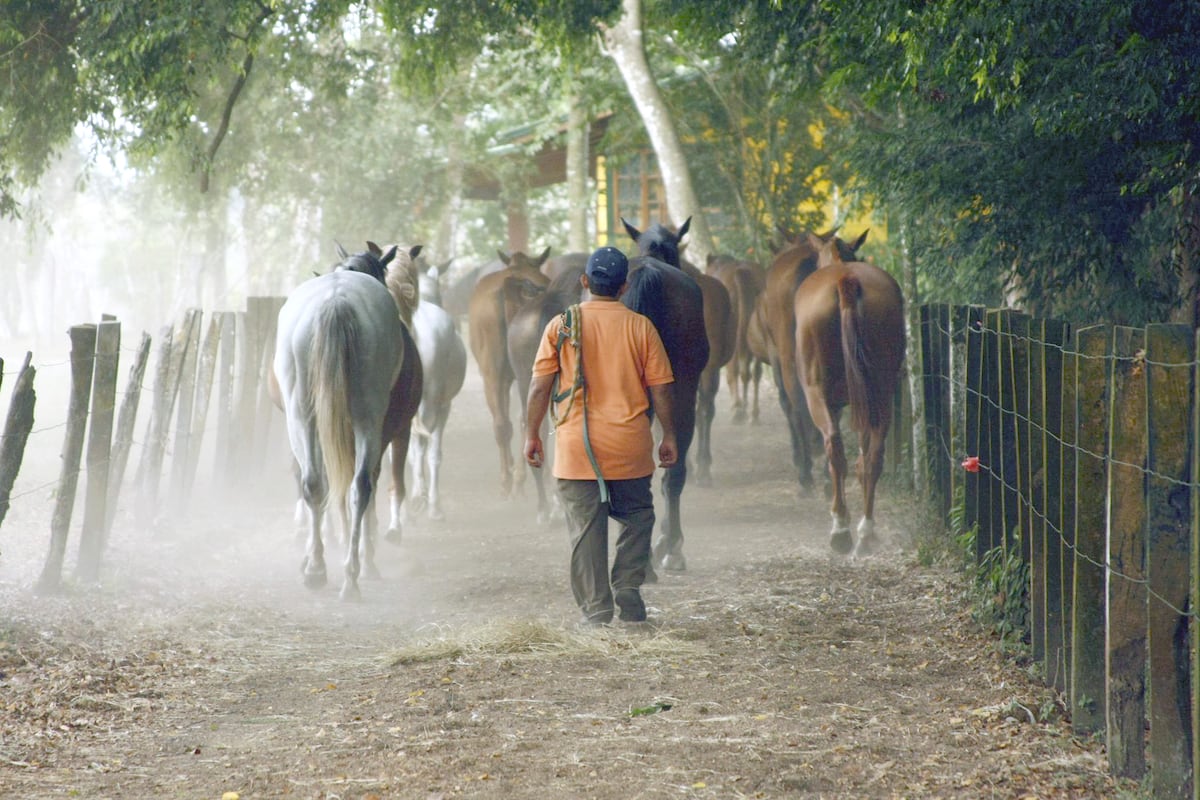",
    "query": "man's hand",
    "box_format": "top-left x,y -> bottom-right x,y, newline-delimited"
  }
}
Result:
658,434 -> 678,469
524,436 -> 544,468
